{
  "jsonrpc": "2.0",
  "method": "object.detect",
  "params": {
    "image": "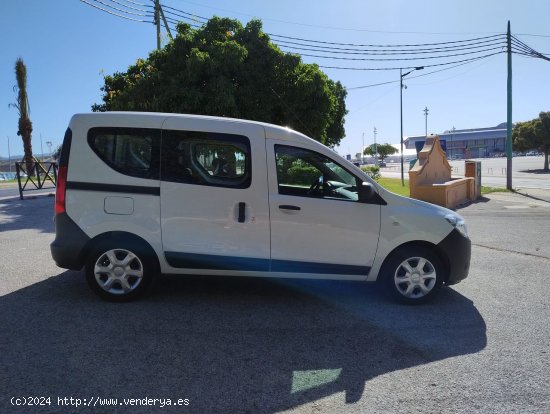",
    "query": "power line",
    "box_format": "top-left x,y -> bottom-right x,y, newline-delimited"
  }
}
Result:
273,37 -> 506,54
511,35 -> 550,61
267,33 -> 504,48
317,52 -> 504,71
80,0 -> 152,22
89,0 -> 149,17
347,54 -> 499,90
119,0 -> 152,7
108,0 -> 153,13
80,1 -> 548,69
279,45 -> 505,61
